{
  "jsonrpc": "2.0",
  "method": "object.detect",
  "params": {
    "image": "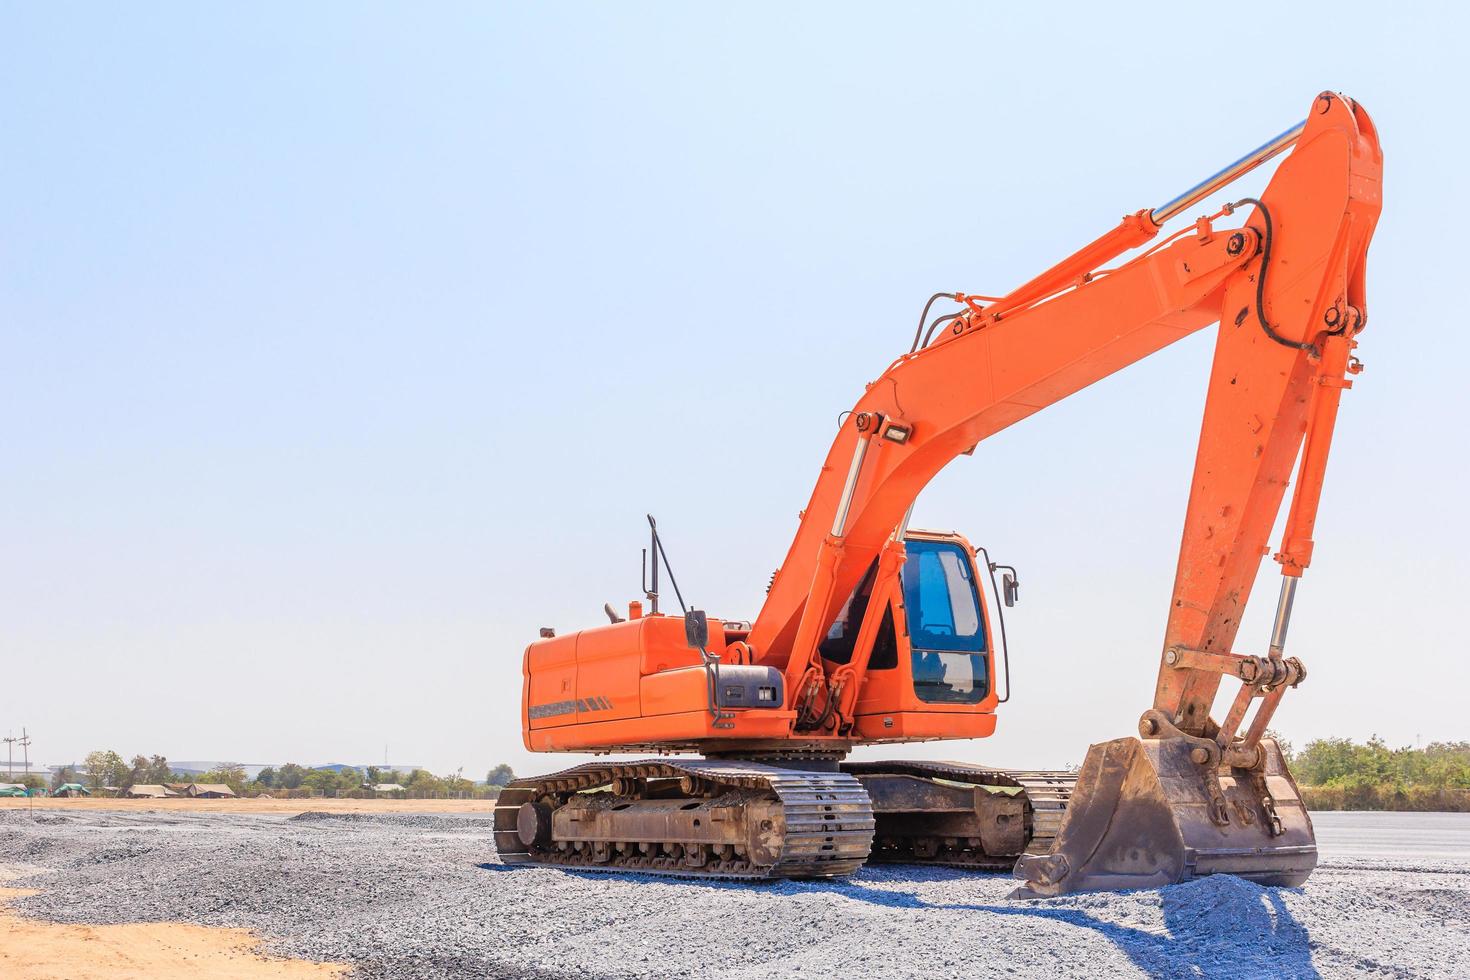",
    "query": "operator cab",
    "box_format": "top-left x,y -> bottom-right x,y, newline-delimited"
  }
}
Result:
820,530 -> 1007,726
